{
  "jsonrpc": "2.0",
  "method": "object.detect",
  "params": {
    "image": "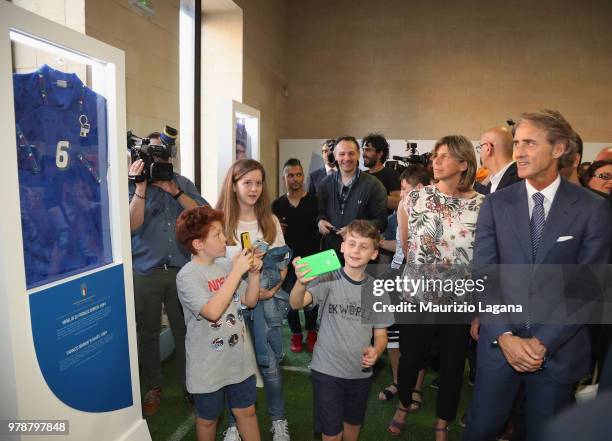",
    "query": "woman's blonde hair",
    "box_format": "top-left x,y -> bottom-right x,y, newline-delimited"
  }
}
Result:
216,159 -> 276,245
432,135 -> 477,192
